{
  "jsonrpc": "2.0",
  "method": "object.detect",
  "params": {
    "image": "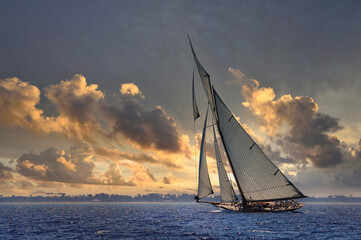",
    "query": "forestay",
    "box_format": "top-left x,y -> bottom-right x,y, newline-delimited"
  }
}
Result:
212,126 -> 238,203
197,109 -> 213,199
213,90 -> 305,202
